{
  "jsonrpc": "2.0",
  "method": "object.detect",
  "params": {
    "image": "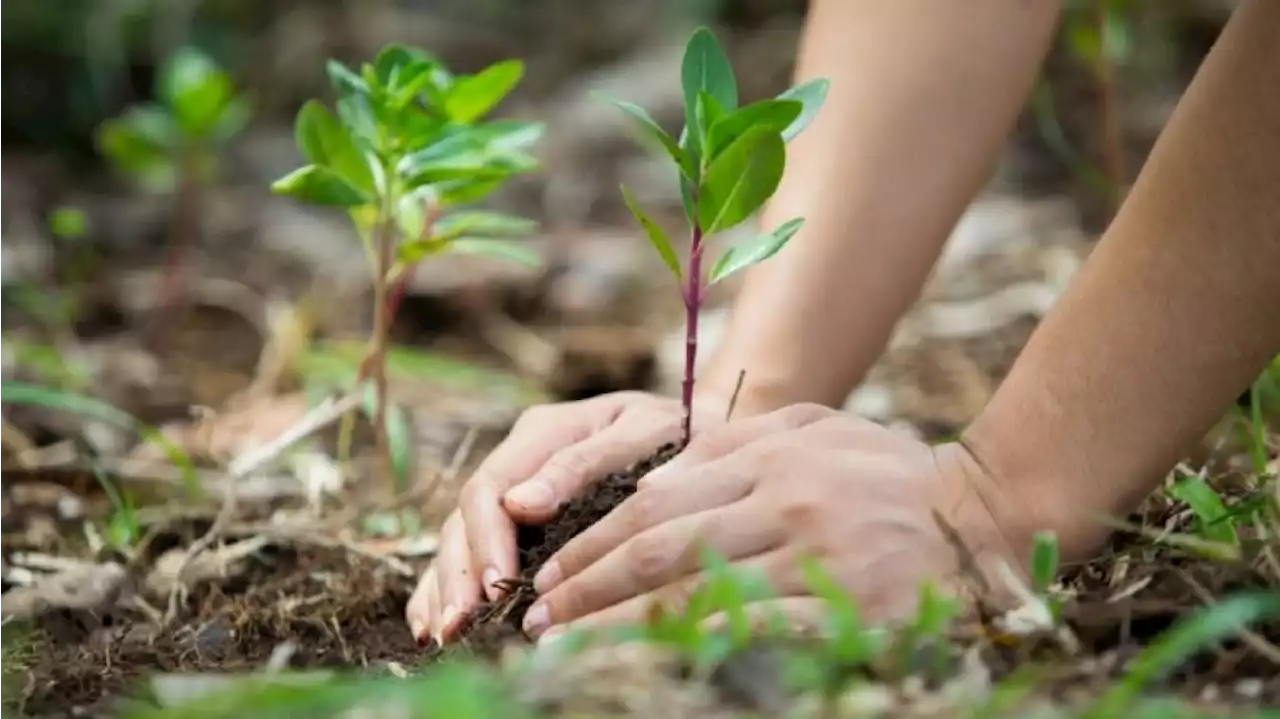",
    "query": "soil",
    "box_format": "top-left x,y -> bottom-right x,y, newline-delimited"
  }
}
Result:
439,442 -> 681,657
11,544 -> 420,717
